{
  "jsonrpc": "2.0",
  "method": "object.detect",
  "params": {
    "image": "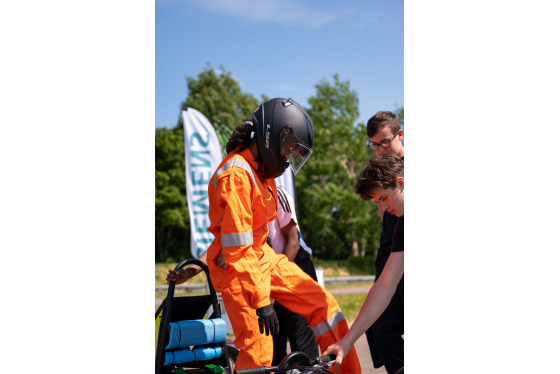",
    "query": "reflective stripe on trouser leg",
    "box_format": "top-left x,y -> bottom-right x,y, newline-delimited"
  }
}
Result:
310,310 -> 346,337
220,284 -> 273,369
315,319 -> 361,374
269,256 -> 362,373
